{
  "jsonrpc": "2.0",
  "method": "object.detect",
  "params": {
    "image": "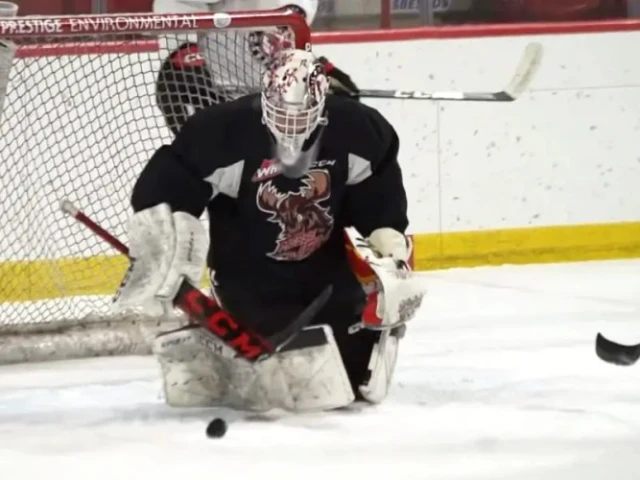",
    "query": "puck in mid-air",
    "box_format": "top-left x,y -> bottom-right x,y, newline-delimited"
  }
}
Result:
206,417 -> 228,438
